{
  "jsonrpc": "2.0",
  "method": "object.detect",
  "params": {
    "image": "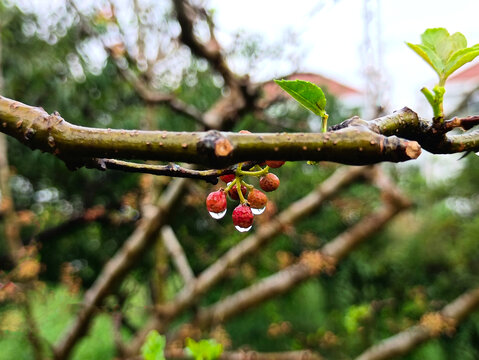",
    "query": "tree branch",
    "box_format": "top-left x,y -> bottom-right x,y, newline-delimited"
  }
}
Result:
161,225 -> 195,284
194,191 -> 410,328
124,166 -> 369,355
172,0 -> 237,88
0,96 -> 426,169
355,288 -> 479,360
53,178 -> 187,360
